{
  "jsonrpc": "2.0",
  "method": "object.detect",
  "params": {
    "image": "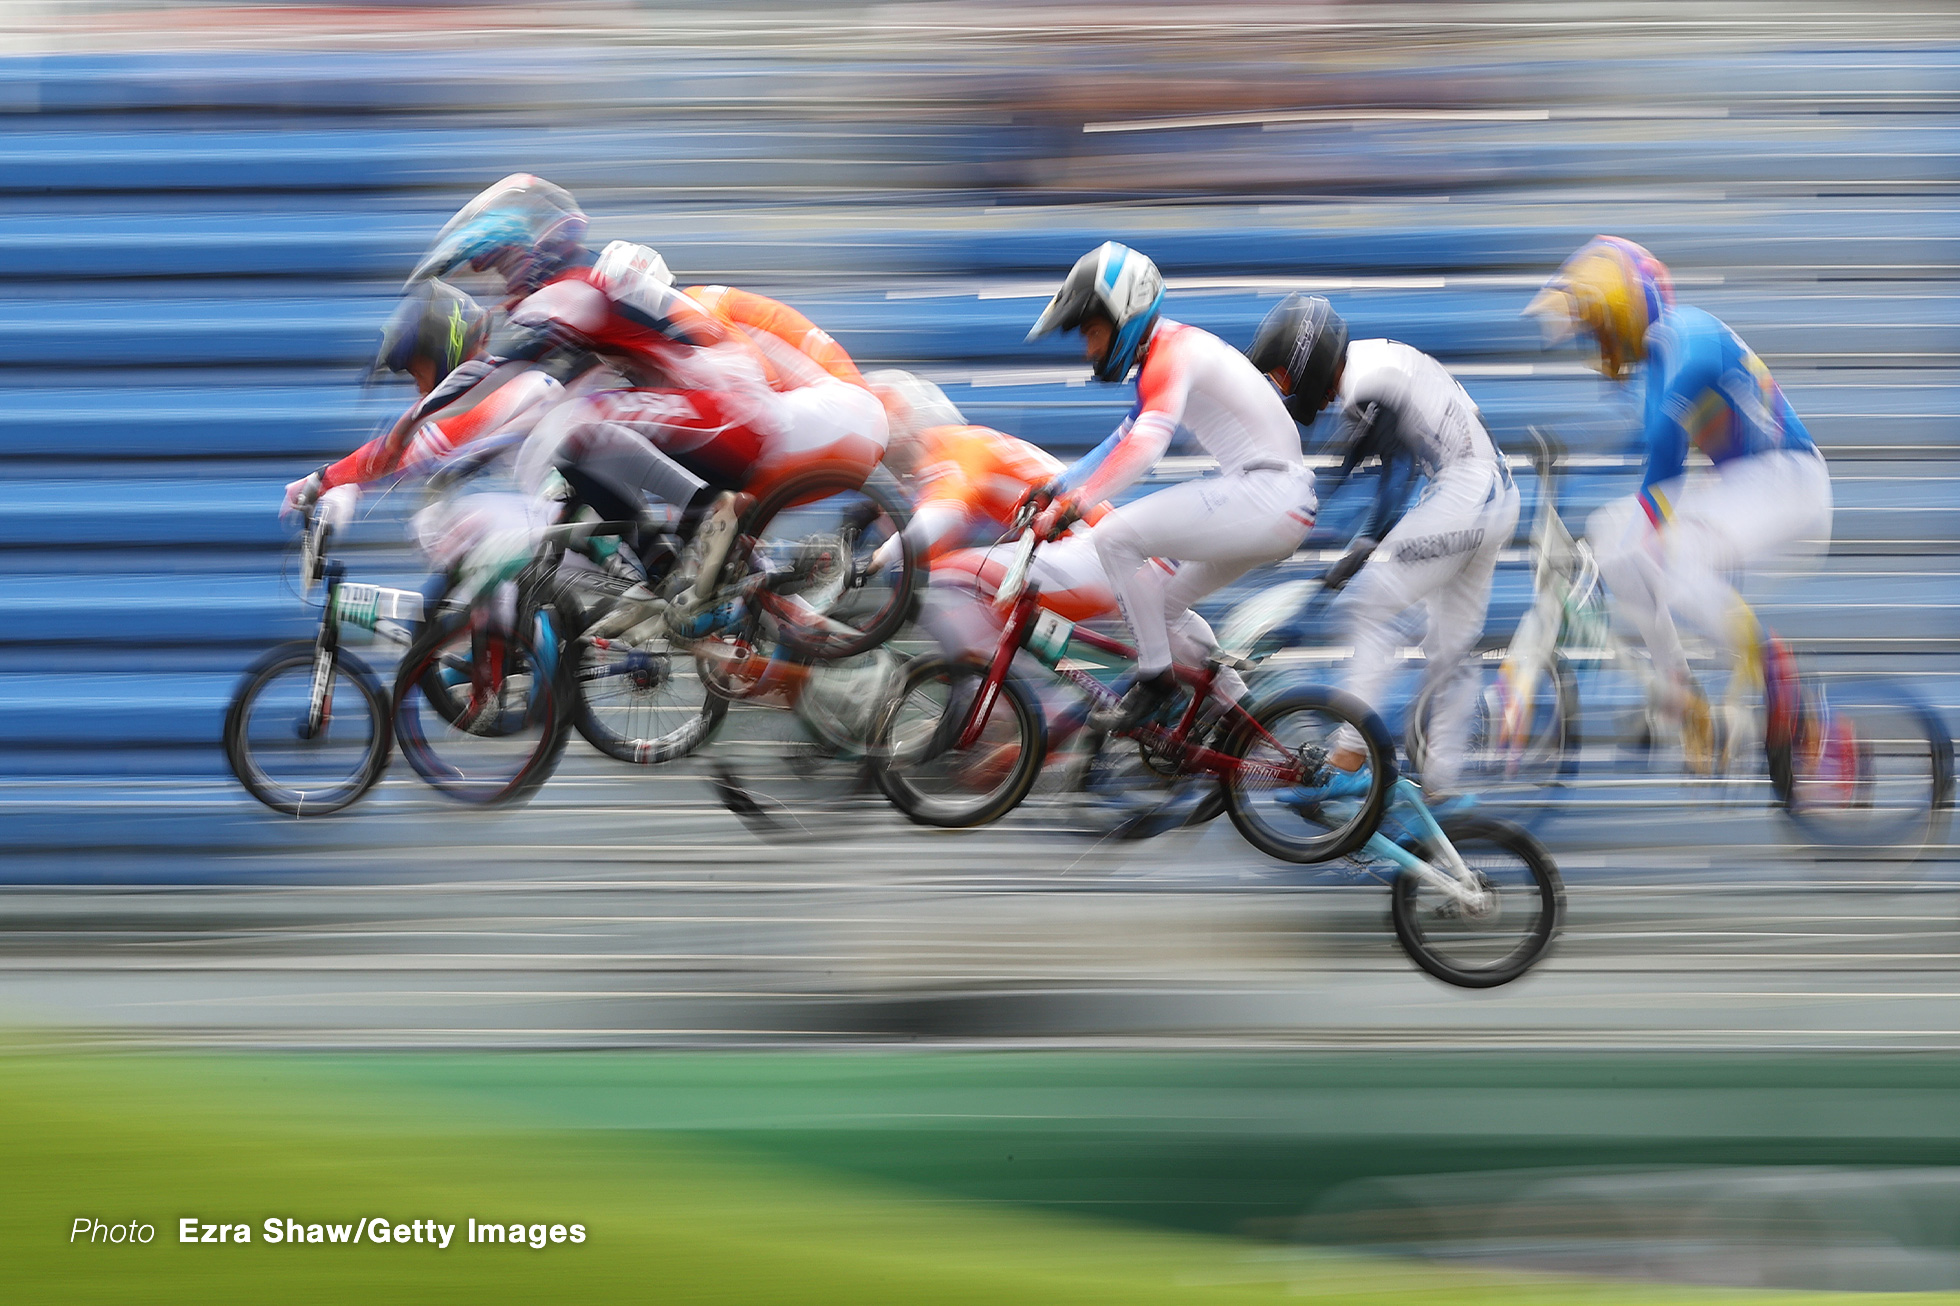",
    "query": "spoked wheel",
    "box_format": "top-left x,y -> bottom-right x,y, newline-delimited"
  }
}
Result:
224,641 -> 390,816
1770,675 -> 1955,852
873,654 -> 1045,829
709,649 -> 905,838
1406,654 -> 1579,831
1390,816 -> 1563,988
392,608 -> 572,806
1224,684 -> 1394,863
572,631 -> 728,765
736,466 -> 919,661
